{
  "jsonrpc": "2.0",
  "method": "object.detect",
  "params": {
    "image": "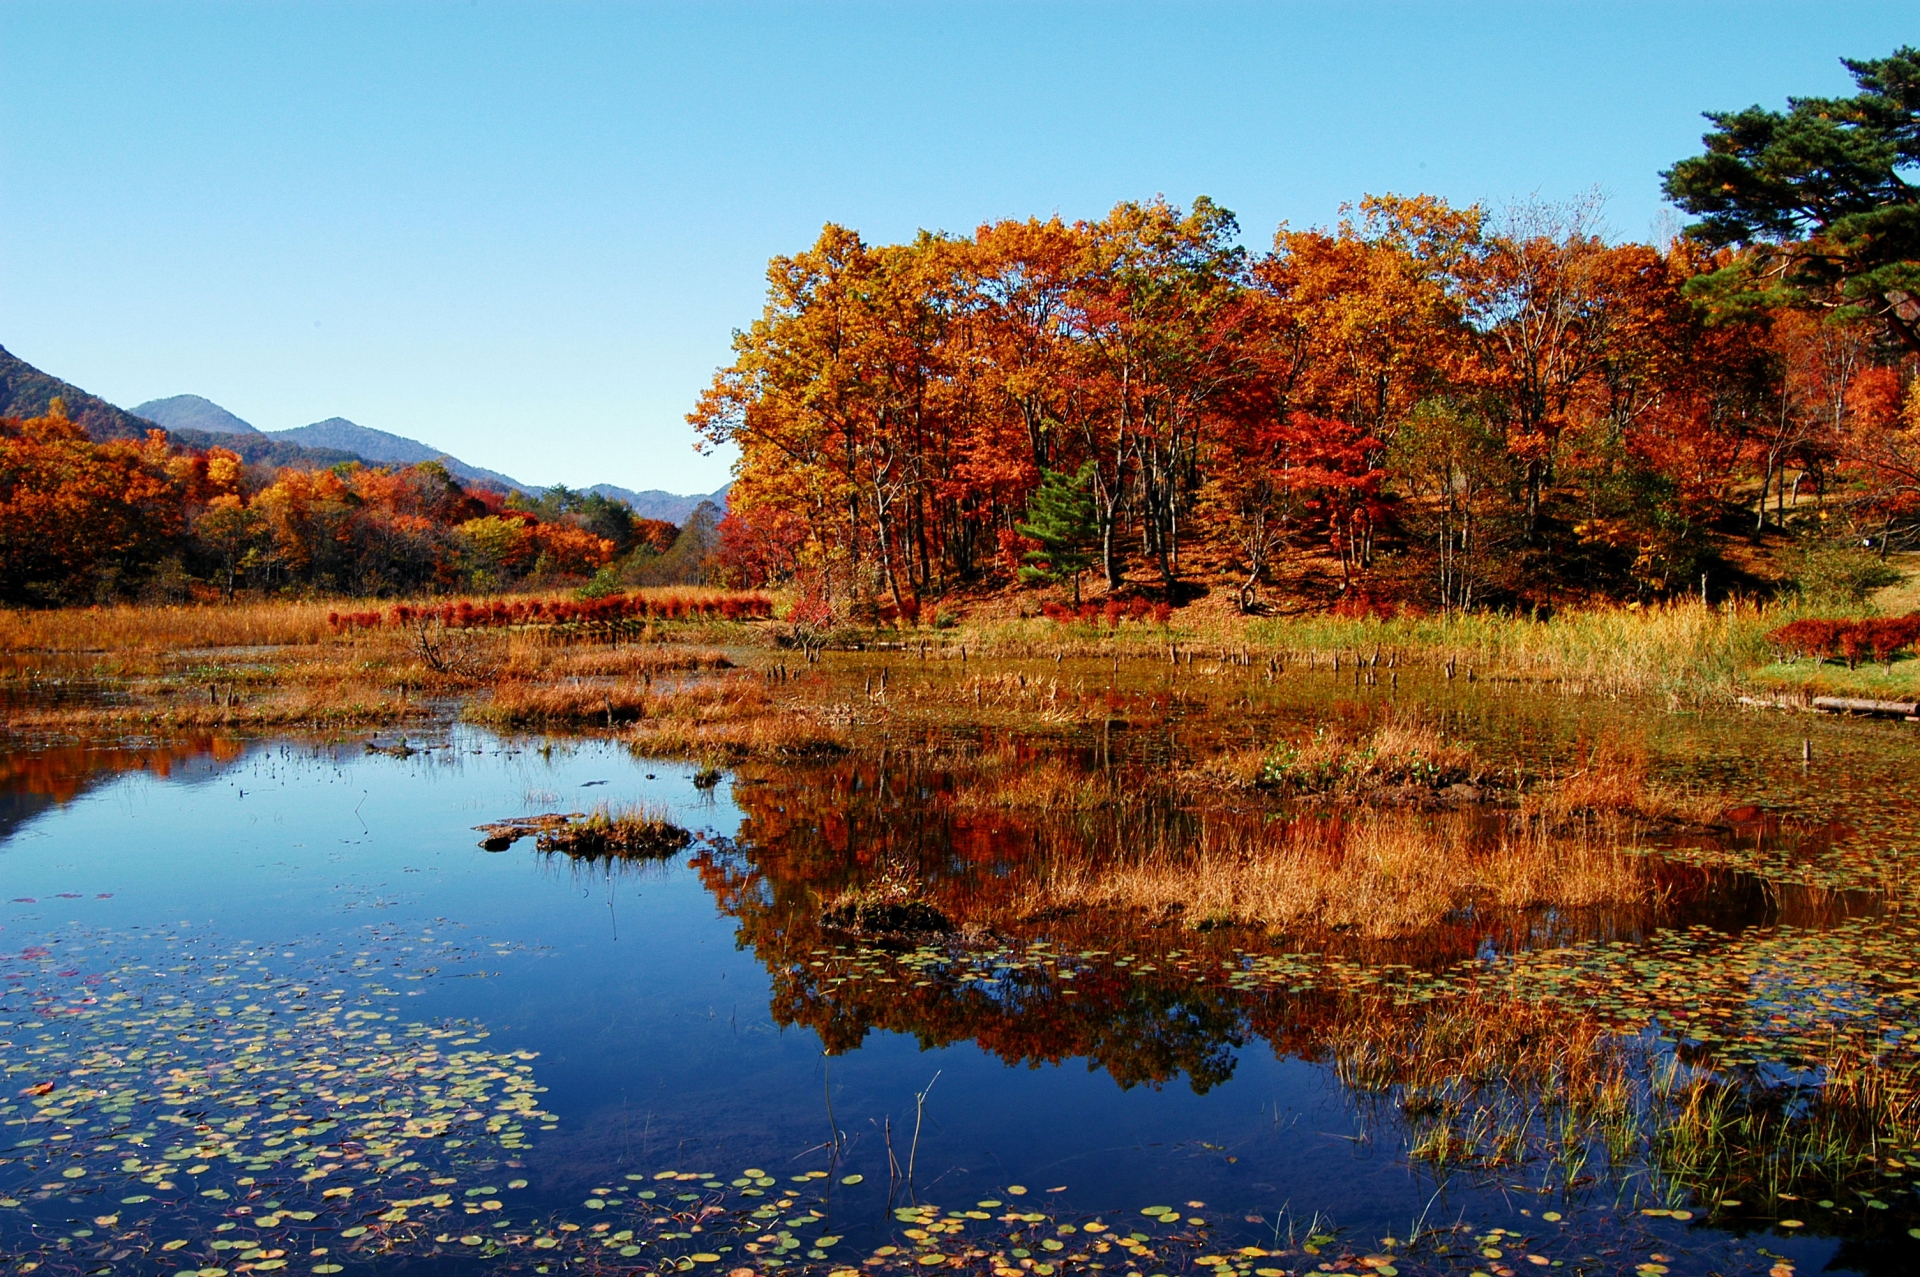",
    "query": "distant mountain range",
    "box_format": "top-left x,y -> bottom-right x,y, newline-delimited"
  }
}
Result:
585,484 -> 730,524
1,345 -> 727,521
